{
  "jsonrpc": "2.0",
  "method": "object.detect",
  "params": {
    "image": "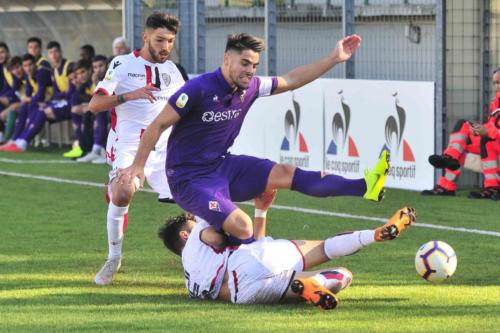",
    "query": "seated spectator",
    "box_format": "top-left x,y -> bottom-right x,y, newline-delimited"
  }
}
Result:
0,54 -> 52,152
80,44 -> 95,63
63,59 -> 94,158
76,55 -> 109,163
422,68 -> 500,199
1,41 -> 75,152
0,42 -> 12,141
112,37 -> 130,57
0,56 -> 26,144
27,37 -> 51,70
